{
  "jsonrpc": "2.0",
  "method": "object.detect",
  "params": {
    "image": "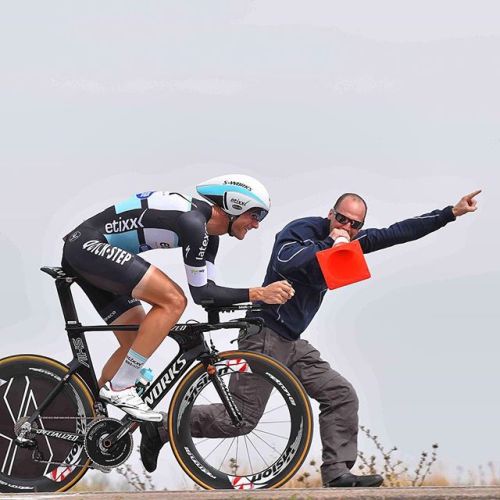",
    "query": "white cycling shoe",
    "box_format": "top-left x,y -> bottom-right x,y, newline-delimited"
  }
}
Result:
99,384 -> 163,422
